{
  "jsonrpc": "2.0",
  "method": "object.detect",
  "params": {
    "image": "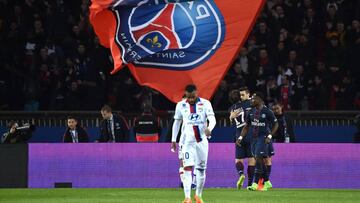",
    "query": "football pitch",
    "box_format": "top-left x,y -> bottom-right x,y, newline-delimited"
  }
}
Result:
0,188 -> 359,203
